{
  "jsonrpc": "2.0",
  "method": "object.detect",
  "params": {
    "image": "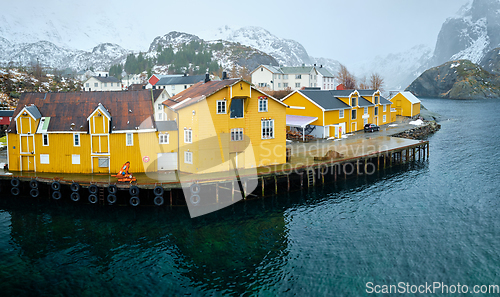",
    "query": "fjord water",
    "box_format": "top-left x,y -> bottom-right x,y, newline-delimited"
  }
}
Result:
1,99 -> 500,296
